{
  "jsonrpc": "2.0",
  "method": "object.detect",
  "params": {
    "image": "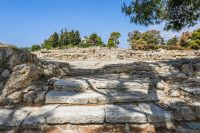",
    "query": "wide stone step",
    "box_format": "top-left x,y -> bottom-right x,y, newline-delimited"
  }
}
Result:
0,104 -> 173,128
45,90 -> 159,104
52,75 -> 152,91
